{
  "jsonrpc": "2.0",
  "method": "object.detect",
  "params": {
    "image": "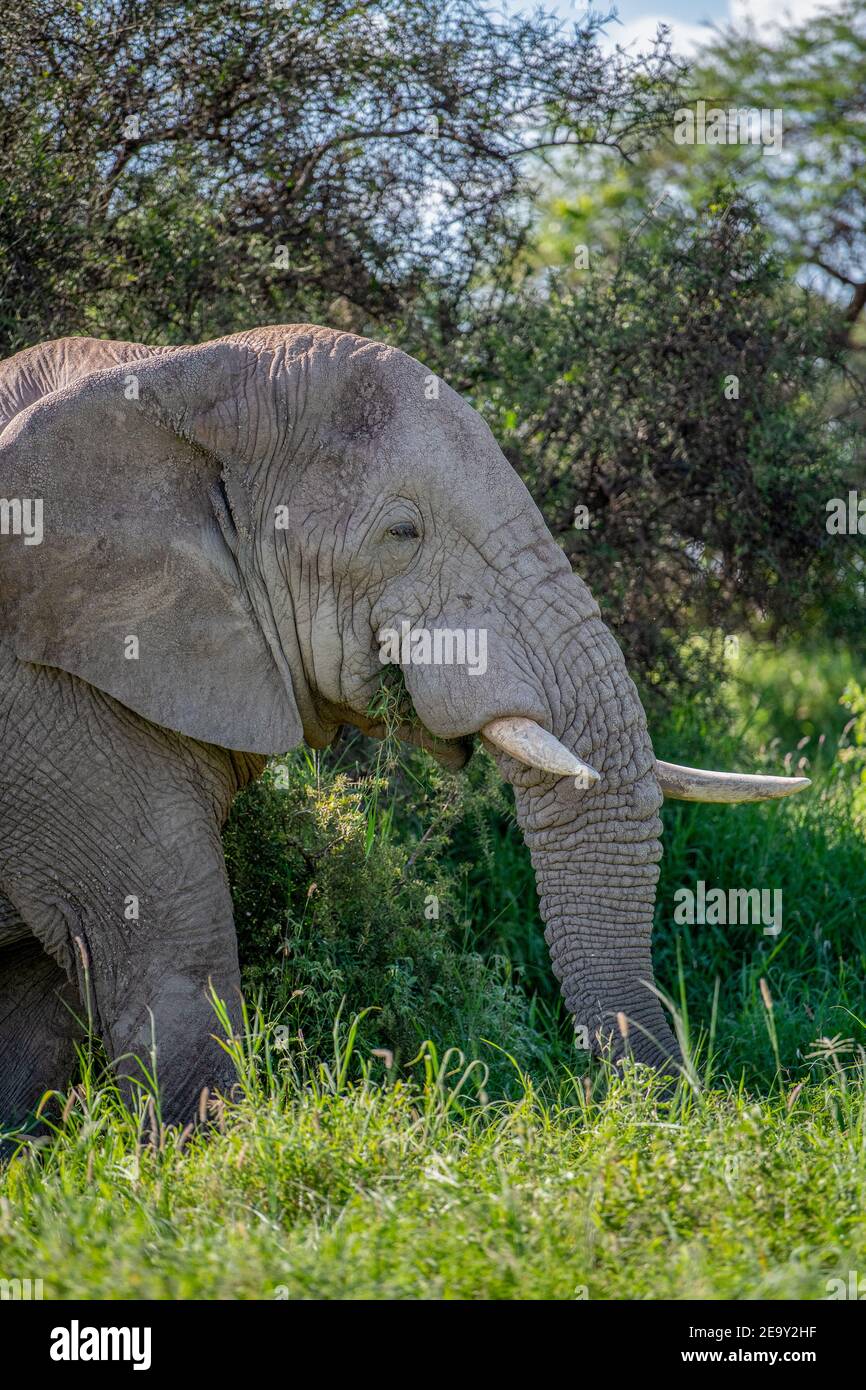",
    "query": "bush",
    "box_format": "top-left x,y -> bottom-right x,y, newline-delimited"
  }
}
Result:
0,1 -> 681,355
222,739 -> 548,1087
